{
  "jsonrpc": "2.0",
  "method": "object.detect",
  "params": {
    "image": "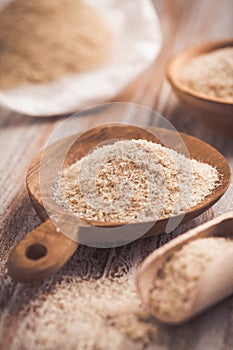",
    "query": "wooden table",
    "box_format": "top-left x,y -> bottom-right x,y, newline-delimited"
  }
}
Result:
0,0 -> 232,349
